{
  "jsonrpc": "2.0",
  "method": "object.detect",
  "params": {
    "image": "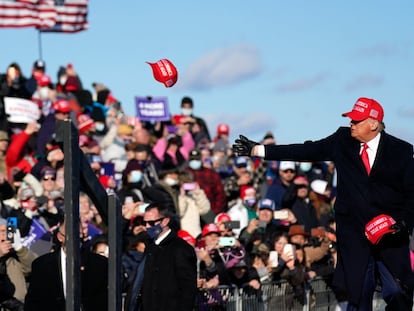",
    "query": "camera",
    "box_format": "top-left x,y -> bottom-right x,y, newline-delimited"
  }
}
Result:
224,220 -> 240,230
6,217 -> 17,243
